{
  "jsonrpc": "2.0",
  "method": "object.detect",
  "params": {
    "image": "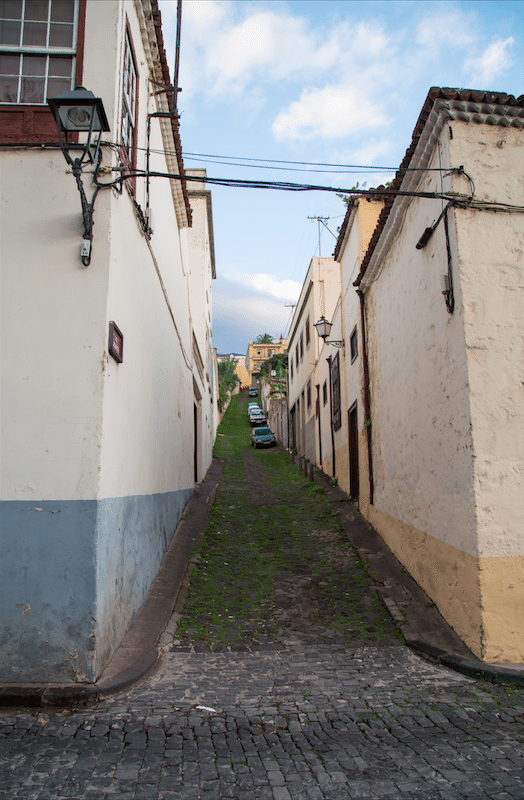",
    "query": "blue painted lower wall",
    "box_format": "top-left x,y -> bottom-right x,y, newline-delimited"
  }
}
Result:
94,489 -> 194,676
0,500 -> 98,683
0,488 -> 193,683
